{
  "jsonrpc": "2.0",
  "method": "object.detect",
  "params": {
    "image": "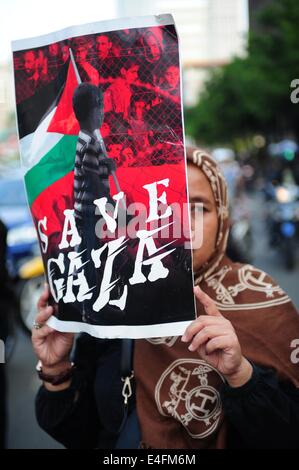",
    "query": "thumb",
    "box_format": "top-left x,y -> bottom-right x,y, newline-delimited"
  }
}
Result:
194,286 -> 222,317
